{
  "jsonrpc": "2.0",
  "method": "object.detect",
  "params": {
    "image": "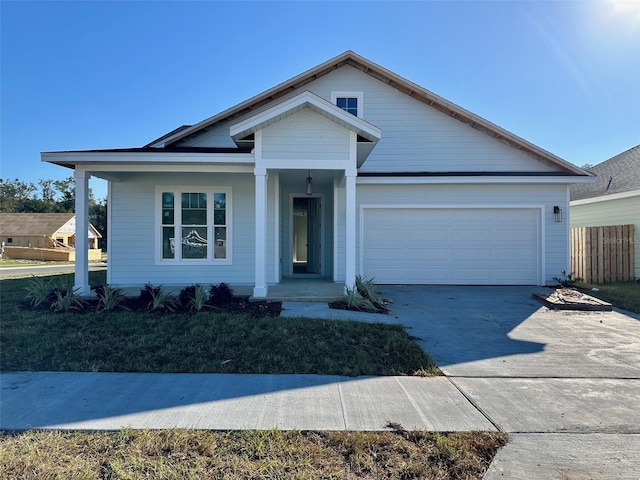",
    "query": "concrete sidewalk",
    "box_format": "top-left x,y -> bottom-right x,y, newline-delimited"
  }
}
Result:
0,371 -> 494,432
